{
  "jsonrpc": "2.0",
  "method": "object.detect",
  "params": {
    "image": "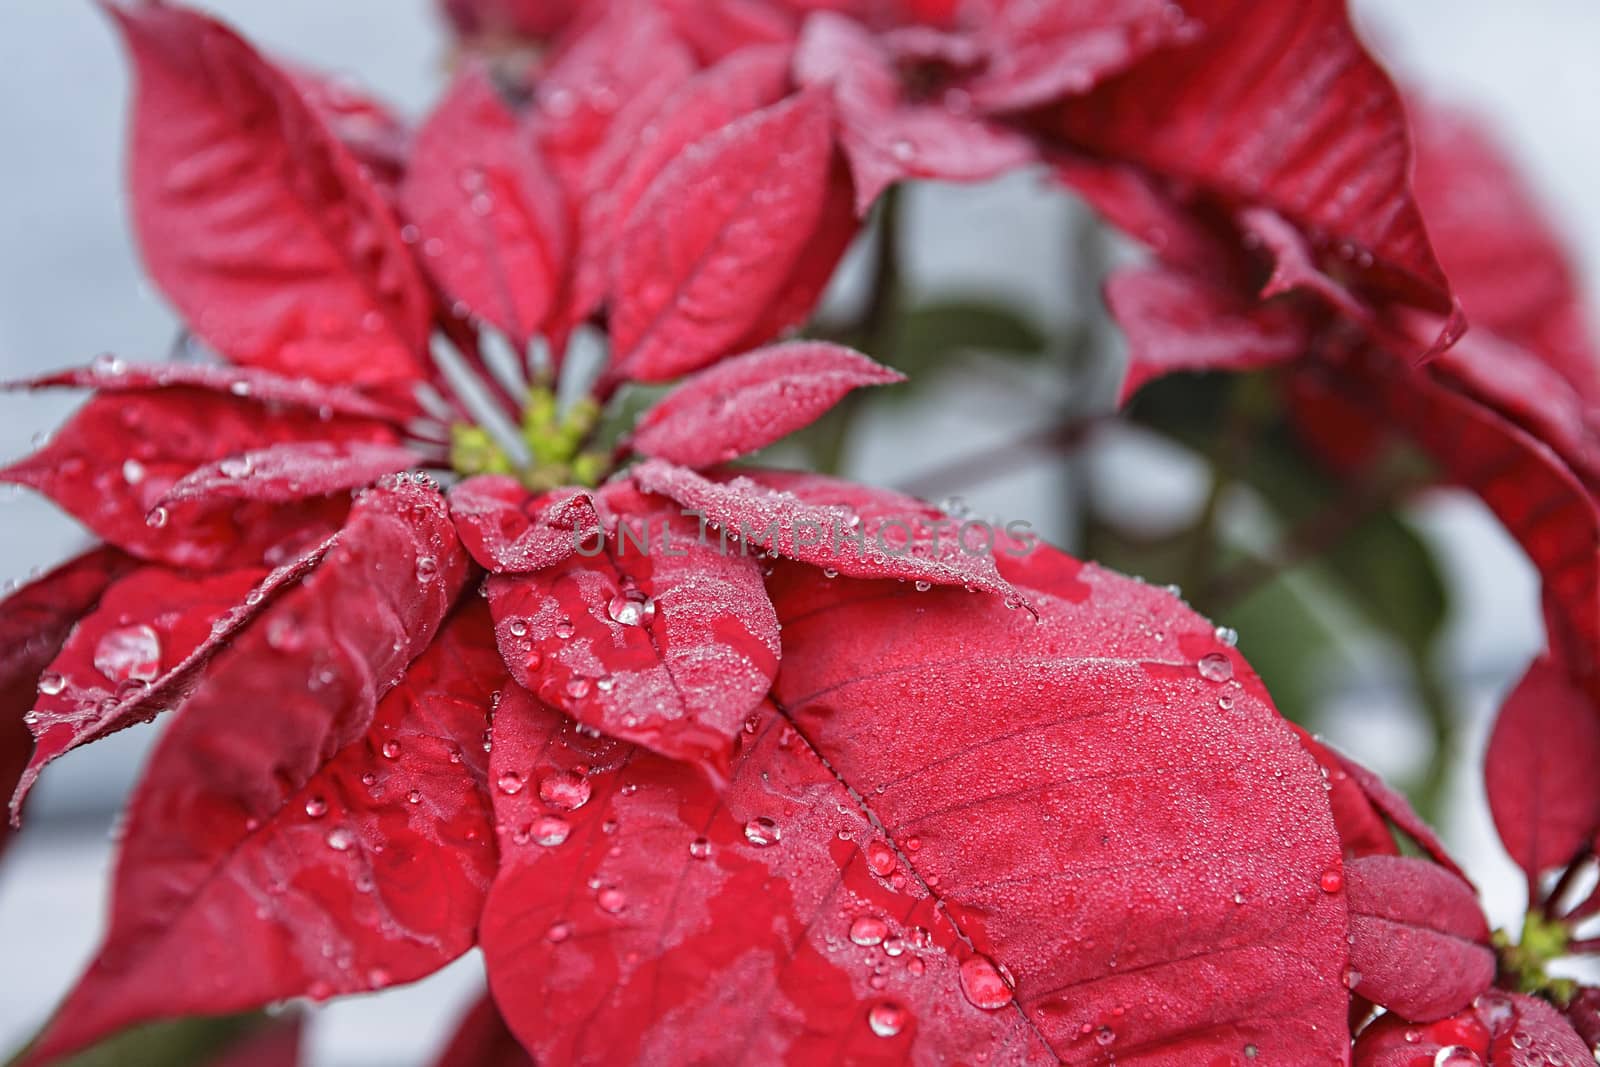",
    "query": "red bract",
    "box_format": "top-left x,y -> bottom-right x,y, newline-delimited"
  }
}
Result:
9,0 -> 1598,1061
